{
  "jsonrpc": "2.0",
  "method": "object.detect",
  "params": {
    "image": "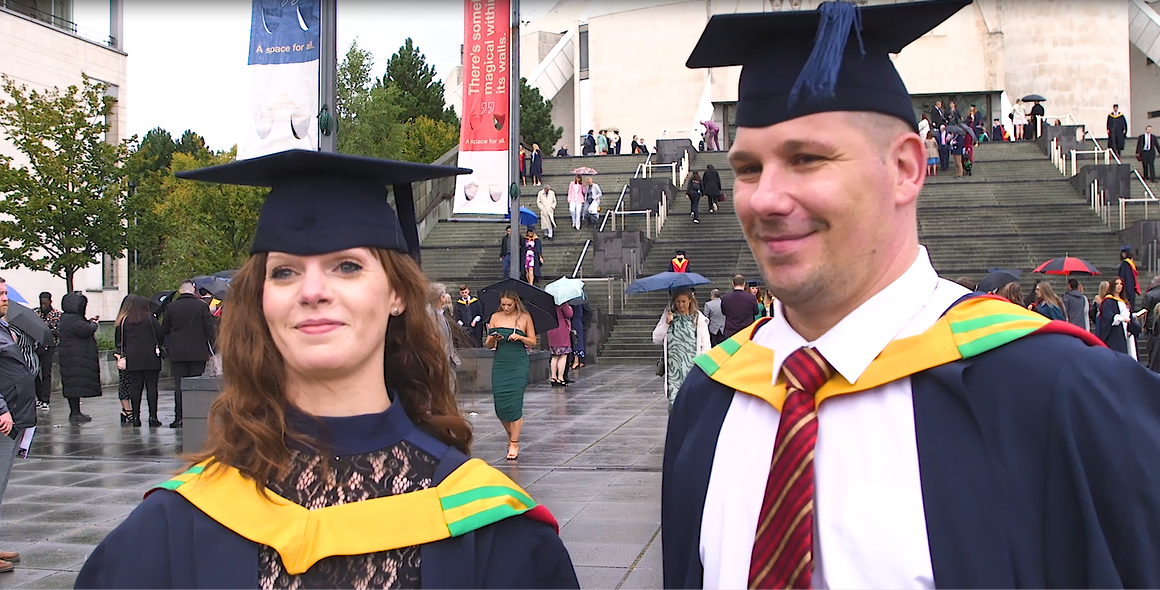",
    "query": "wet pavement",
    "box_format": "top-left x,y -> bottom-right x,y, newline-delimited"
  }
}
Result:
0,366 -> 668,589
